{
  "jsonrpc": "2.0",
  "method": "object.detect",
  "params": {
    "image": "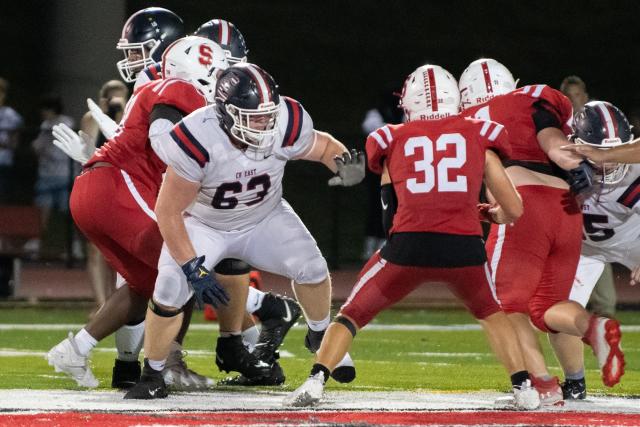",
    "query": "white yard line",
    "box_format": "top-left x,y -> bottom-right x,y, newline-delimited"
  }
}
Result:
0,389 -> 638,413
